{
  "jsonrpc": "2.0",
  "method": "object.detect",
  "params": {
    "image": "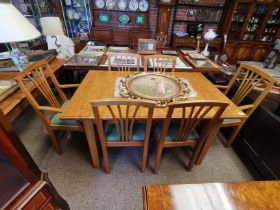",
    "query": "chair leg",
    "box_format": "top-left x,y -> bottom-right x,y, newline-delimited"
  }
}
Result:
154,145 -> 164,174
100,142 -> 111,174
47,129 -> 62,155
141,143 -> 149,173
226,125 -> 243,147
